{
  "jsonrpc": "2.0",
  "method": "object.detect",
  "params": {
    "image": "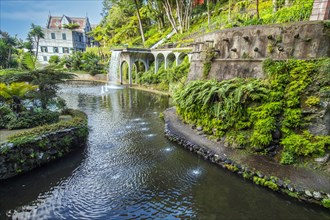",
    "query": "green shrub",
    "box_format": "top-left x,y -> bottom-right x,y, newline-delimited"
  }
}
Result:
49,55 -> 60,64
321,199 -> 330,209
280,151 -> 295,165
305,96 -> 320,107
8,109 -> 87,142
6,111 -> 60,130
0,104 -> 15,128
281,131 -> 330,157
